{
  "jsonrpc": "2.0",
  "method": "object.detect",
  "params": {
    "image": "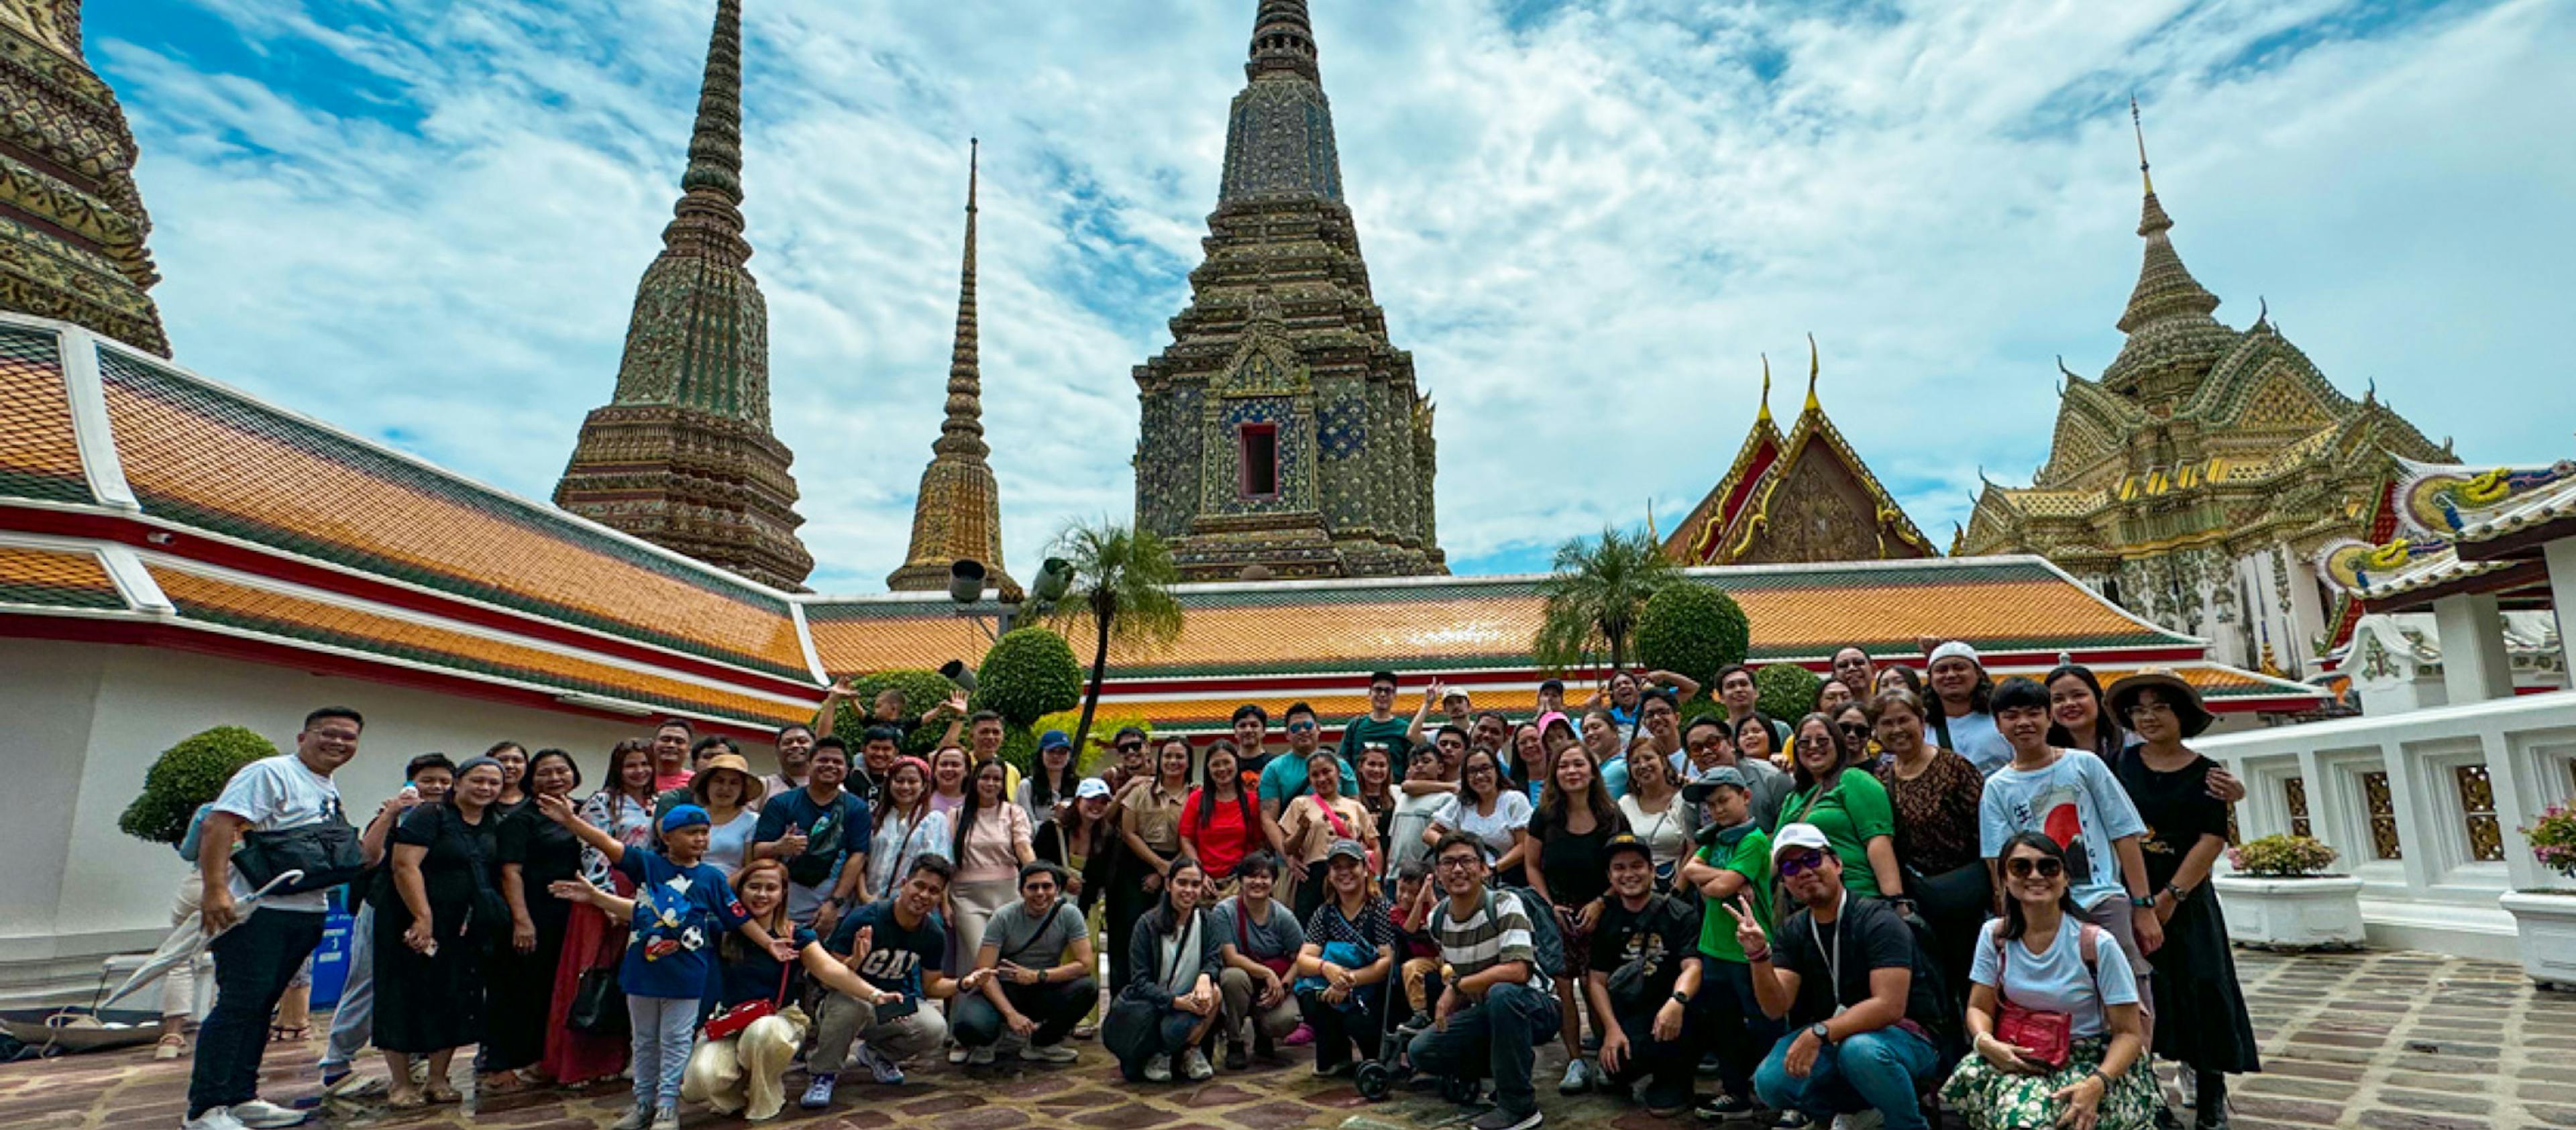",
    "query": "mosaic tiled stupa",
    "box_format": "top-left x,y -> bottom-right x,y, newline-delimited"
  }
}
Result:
1132,0 -> 1444,581
0,1 -> 170,355
553,0 -> 813,590
885,142 -> 1012,594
